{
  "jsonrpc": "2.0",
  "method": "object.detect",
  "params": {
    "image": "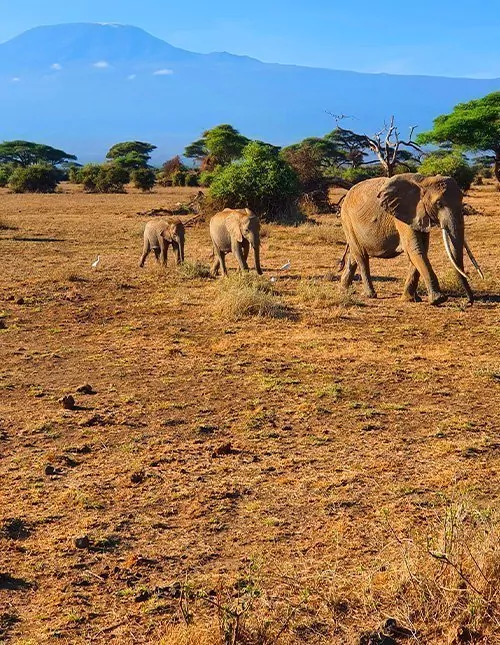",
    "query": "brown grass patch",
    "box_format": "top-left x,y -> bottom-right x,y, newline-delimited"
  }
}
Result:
0,181 -> 499,643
